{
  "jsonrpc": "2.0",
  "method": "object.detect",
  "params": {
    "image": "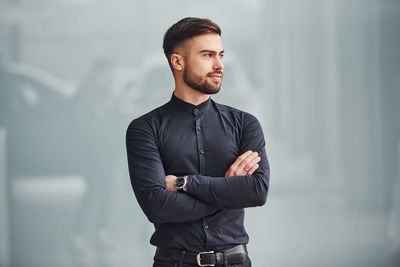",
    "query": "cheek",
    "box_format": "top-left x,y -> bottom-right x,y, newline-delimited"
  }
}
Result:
197,61 -> 213,75
187,58 -> 212,77
194,57 -> 210,68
